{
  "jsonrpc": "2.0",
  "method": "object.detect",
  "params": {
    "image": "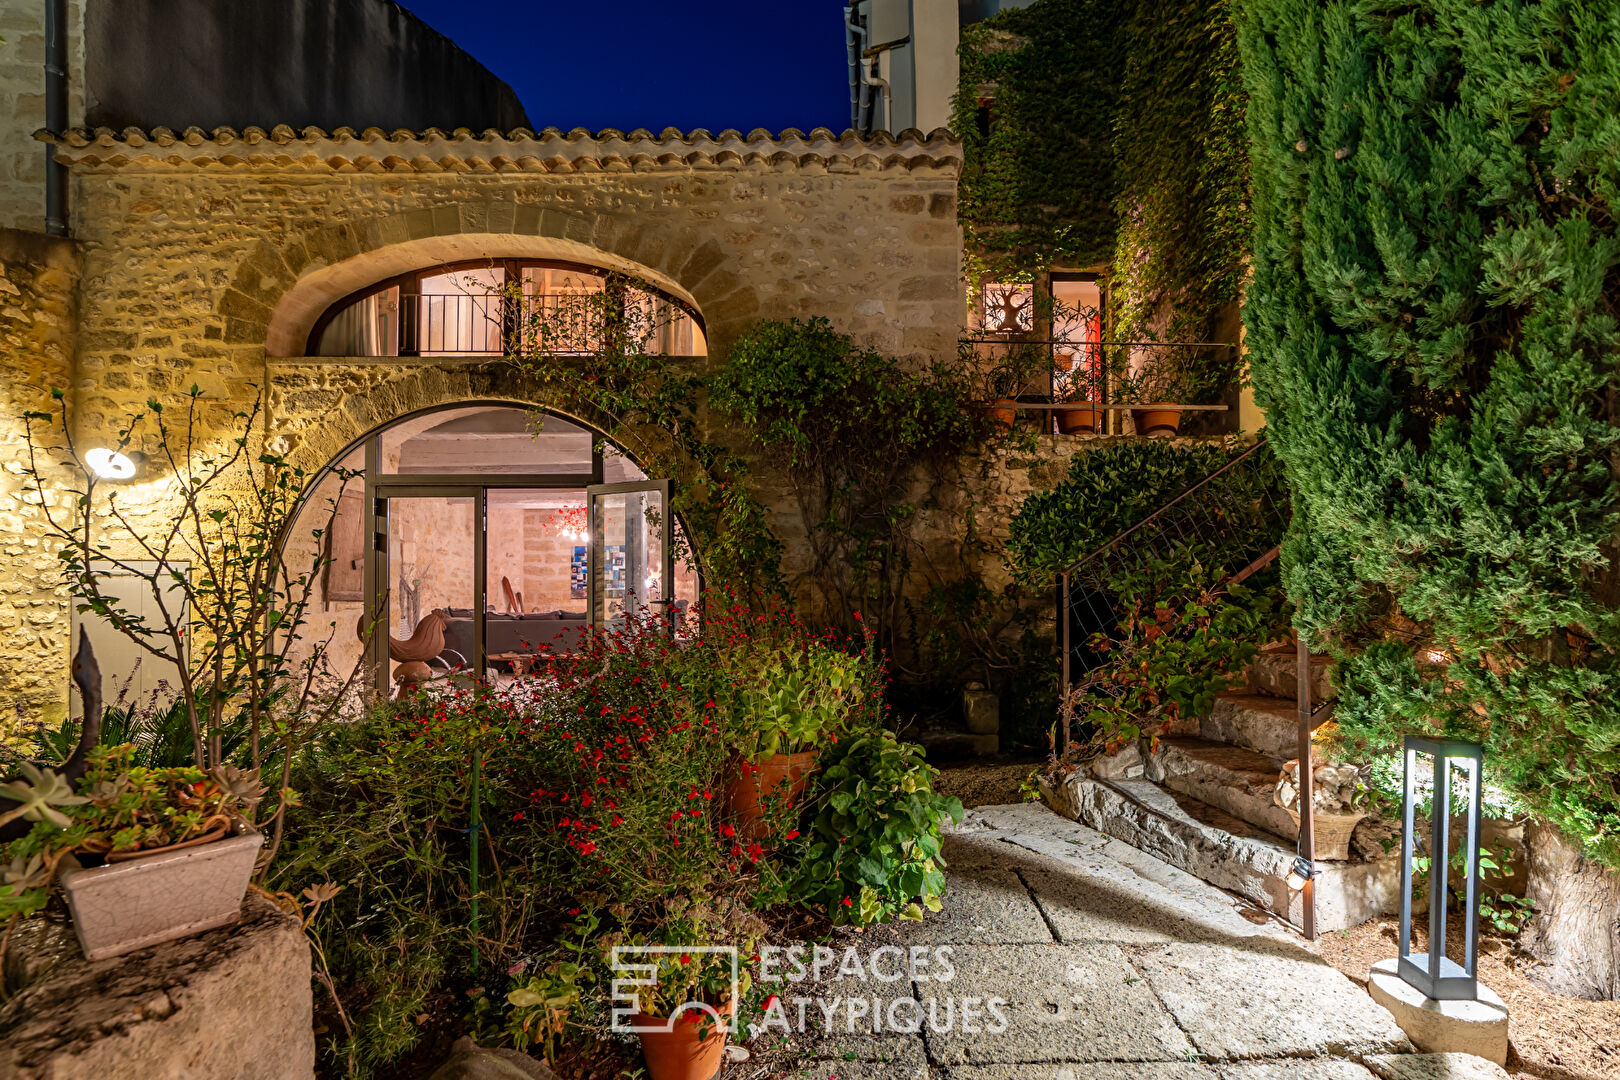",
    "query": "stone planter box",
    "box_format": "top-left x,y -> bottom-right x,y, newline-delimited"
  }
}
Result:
58,831 -> 263,961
